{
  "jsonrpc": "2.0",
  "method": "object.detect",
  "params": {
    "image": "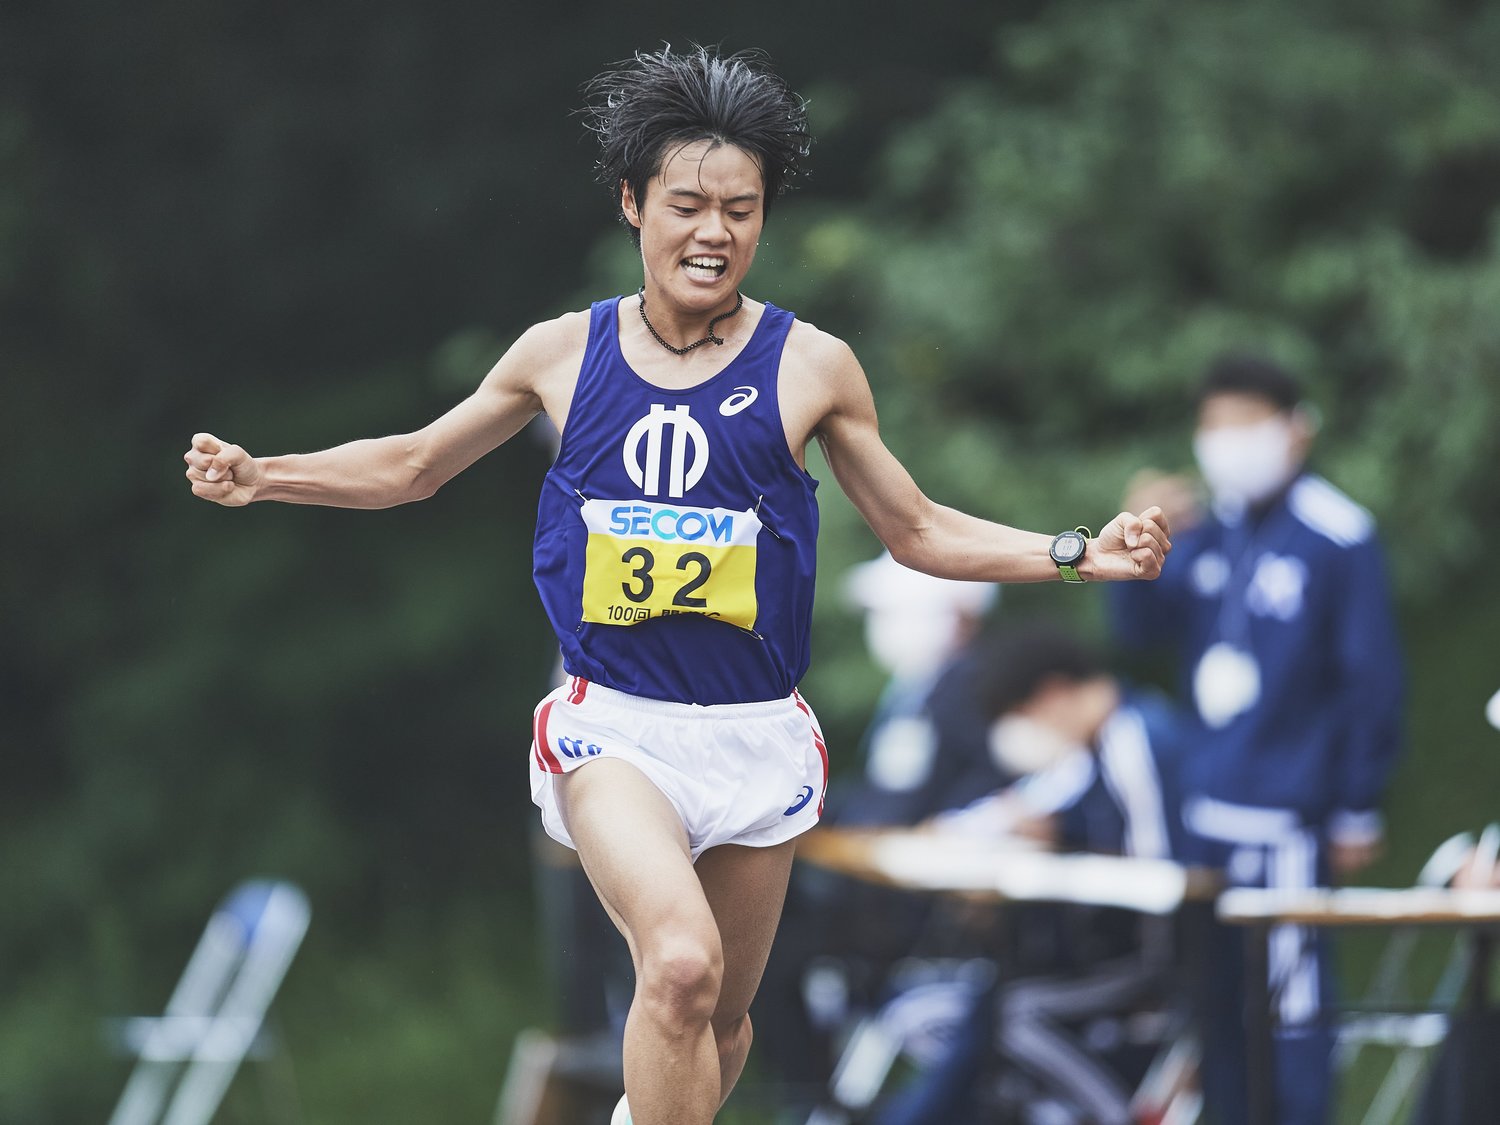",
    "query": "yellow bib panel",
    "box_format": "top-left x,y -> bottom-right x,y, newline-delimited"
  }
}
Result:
579,499 -> 761,632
